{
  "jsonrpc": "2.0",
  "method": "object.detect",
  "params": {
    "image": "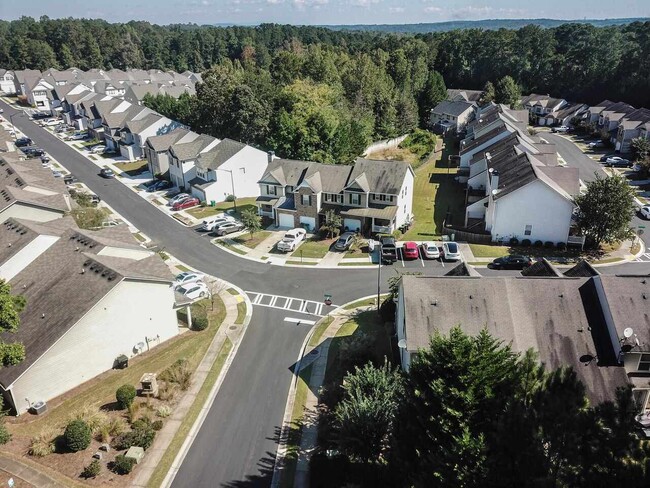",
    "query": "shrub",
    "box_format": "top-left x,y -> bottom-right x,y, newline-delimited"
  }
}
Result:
126,402 -> 141,424
152,420 -> 164,431
64,420 -> 92,452
158,384 -> 179,402
28,429 -> 57,457
81,459 -> 101,479
0,424 -> 11,445
544,241 -> 555,249
557,242 -> 567,251
521,239 -> 531,247
192,315 -> 209,331
392,229 -> 402,240
116,384 -> 137,410
114,424 -> 156,451
72,406 -> 108,434
107,418 -> 127,437
225,194 -> 236,202
534,240 -> 543,247
97,424 -> 111,443
113,455 -> 136,475
156,405 -> 172,418
509,237 -> 519,246
160,359 -> 193,391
